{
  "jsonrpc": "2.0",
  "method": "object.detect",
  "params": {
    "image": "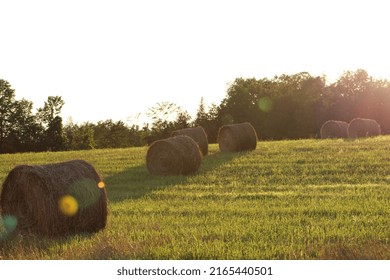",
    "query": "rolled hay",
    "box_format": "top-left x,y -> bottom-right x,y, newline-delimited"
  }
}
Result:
218,122 -> 258,152
348,118 -> 381,138
320,120 -> 349,139
0,160 -> 107,237
146,135 -> 202,176
171,126 -> 208,156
